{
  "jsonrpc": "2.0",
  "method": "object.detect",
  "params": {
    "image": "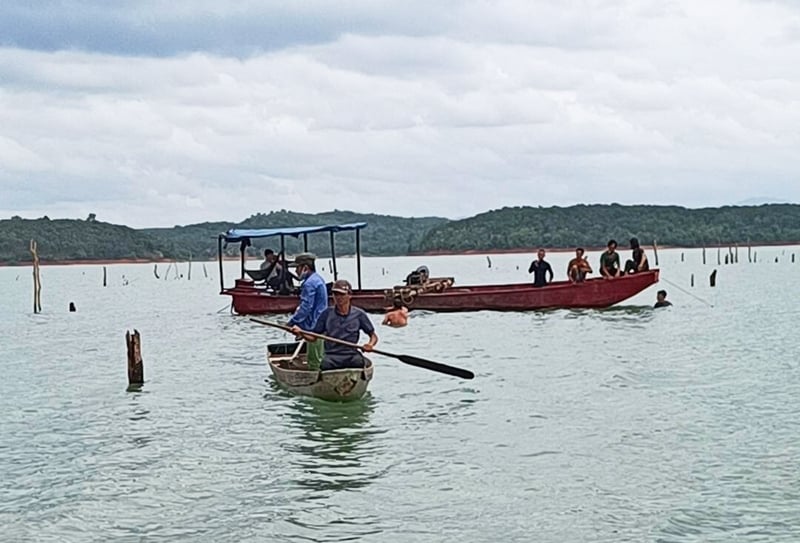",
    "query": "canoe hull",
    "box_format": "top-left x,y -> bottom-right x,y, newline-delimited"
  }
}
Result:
227,270 -> 660,315
267,343 -> 373,402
